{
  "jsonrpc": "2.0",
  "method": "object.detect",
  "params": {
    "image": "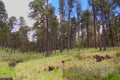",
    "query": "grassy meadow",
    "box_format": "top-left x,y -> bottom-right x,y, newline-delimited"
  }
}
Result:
0,47 -> 120,80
